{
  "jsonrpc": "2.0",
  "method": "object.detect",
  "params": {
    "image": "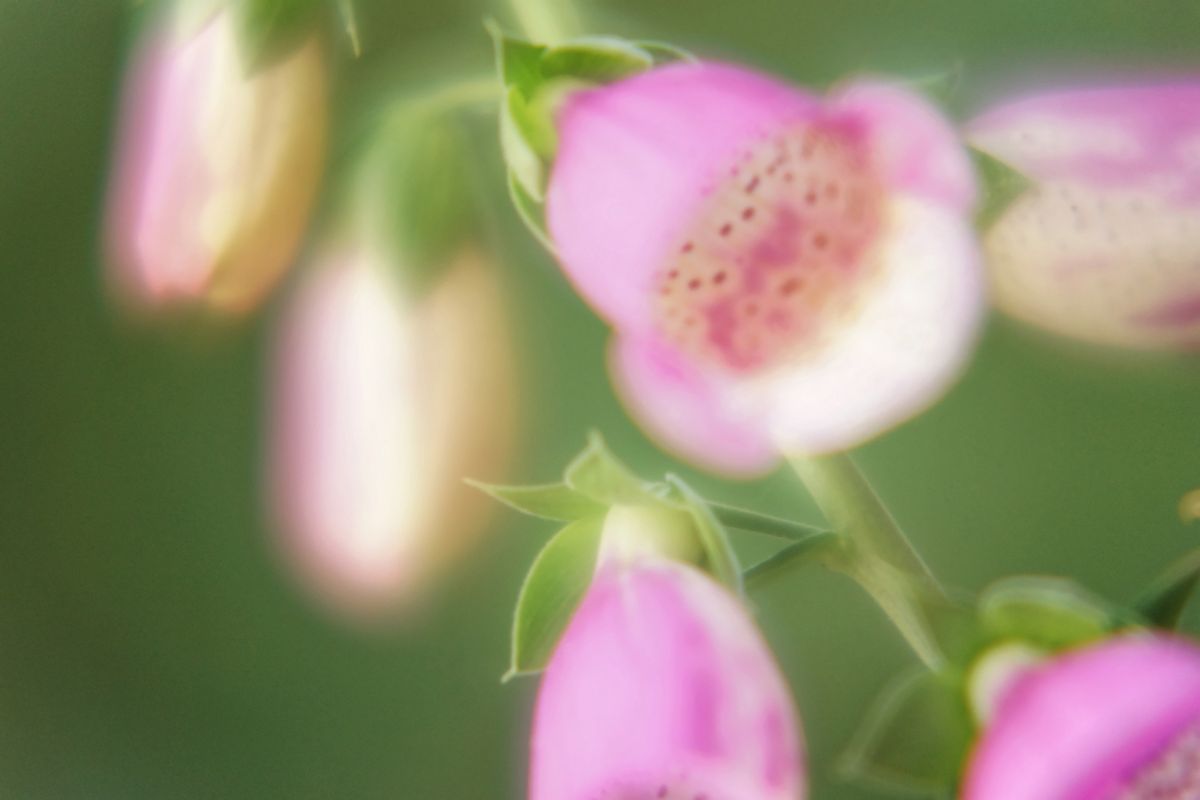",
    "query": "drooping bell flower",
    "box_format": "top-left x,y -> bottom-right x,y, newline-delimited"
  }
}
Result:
267,244 -> 515,618
968,82 -> 1200,349
545,62 -> 983,474
530,507 -> 805,800
105,4 -> 327,316
963,634 -> 1200,799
